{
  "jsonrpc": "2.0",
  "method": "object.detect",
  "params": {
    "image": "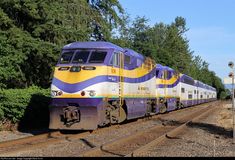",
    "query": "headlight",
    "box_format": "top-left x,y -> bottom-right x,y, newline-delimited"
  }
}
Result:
89,90 -> 96,97
57,91 -> 63,96
51,90 -> 63,97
